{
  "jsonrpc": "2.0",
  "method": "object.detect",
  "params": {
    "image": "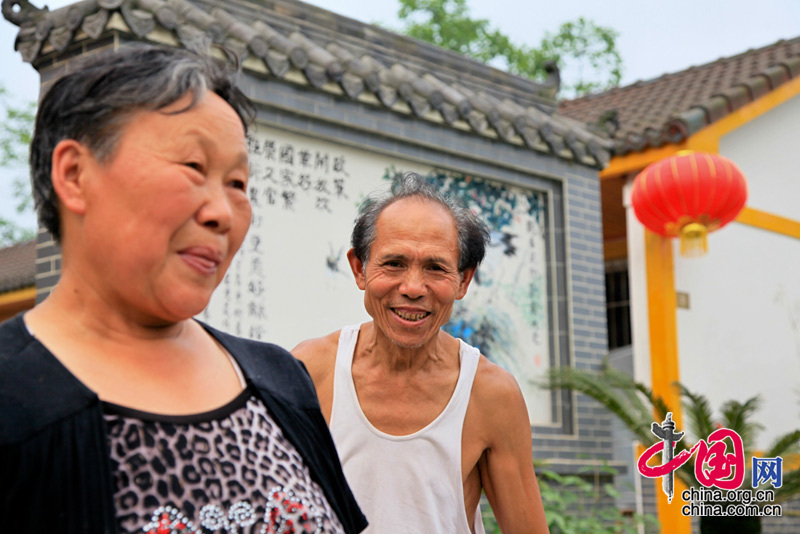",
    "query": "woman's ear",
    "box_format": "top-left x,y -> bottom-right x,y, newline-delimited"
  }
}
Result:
51,139 -> 93,216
